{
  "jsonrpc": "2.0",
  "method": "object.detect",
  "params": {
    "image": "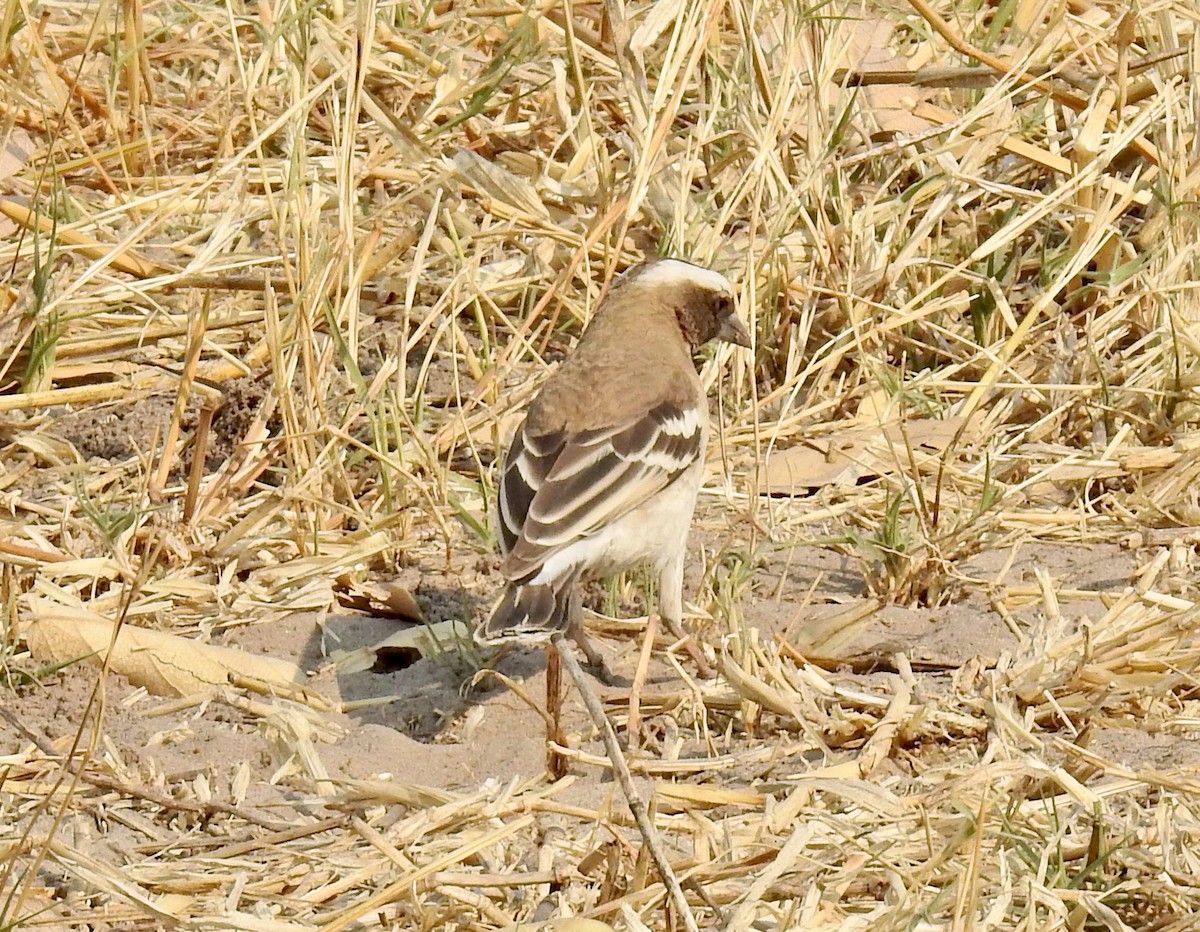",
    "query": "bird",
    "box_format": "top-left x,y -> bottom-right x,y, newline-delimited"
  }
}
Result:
476,257 -> 751,675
